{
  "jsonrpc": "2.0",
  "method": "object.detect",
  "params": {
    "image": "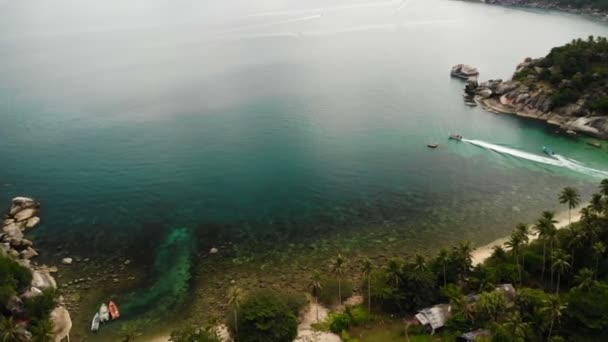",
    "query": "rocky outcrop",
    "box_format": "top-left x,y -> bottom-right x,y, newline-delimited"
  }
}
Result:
451,64 -> 480,79
2,197 -> 72,341
471,60 -> 608,139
